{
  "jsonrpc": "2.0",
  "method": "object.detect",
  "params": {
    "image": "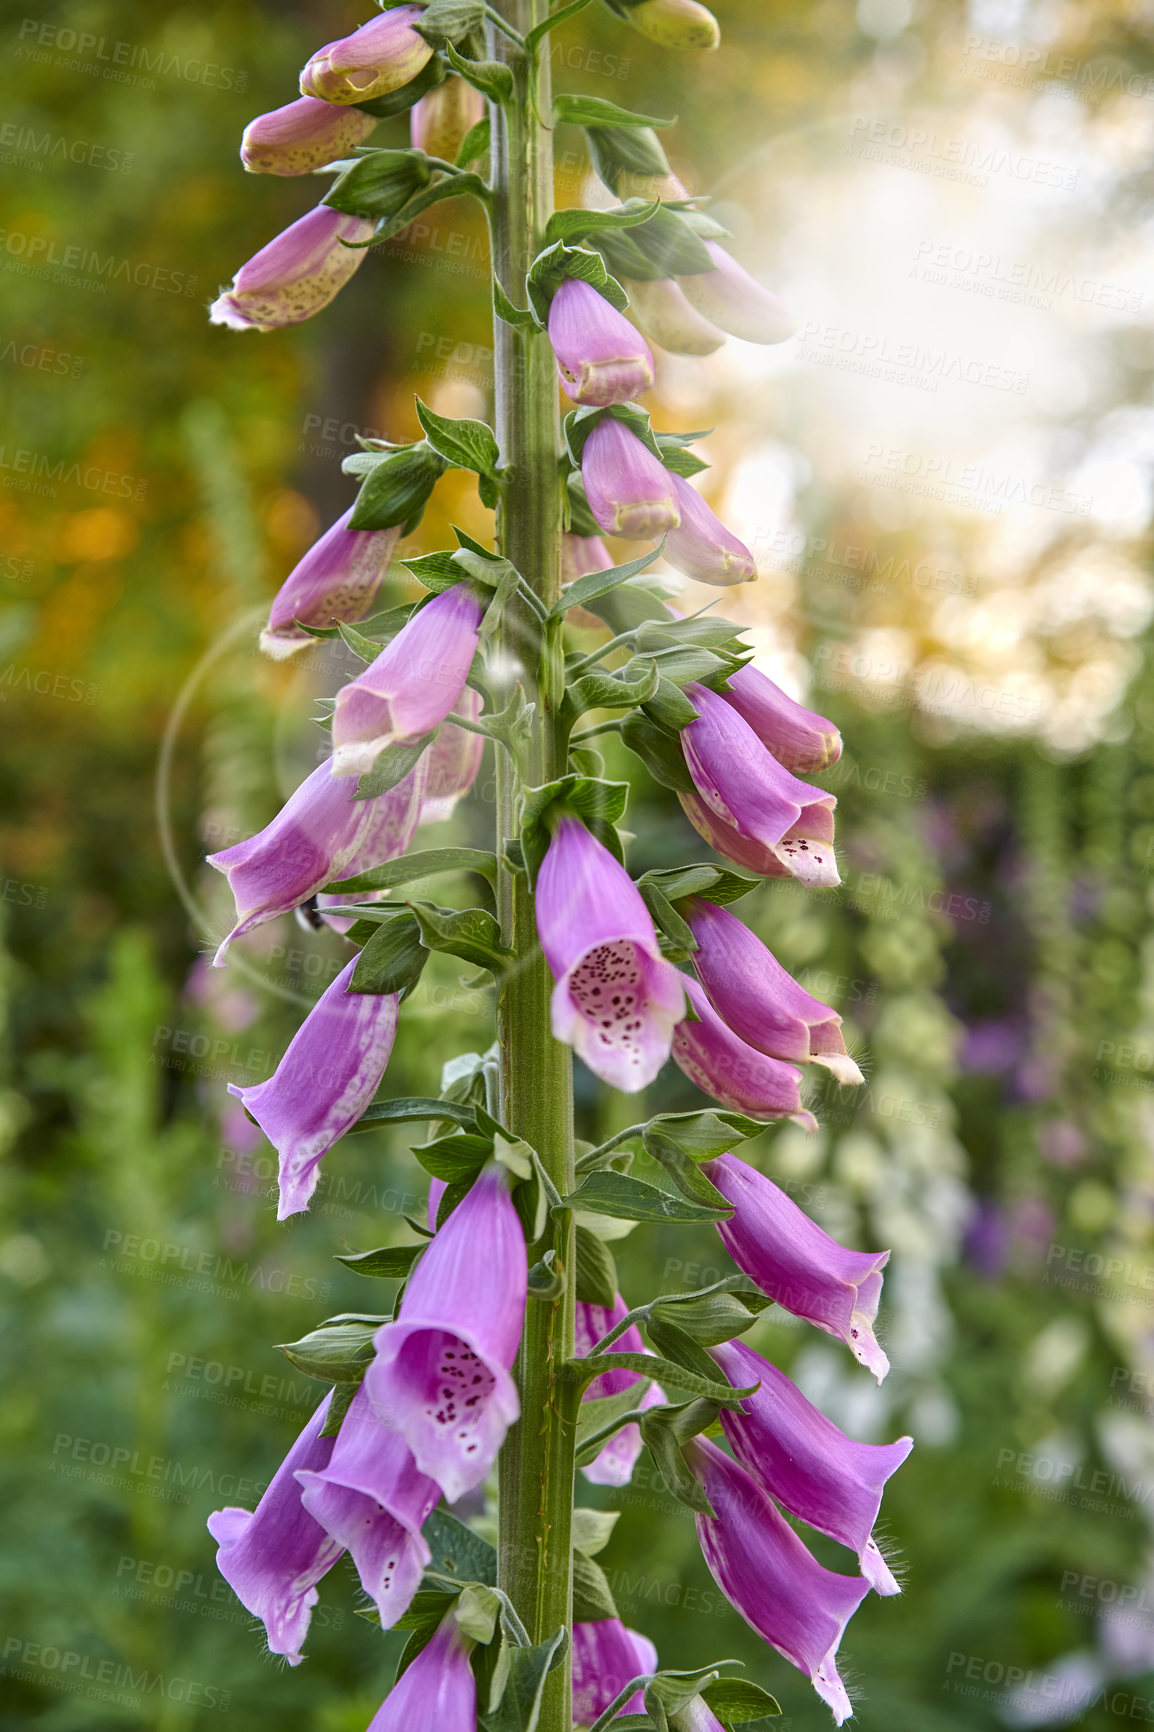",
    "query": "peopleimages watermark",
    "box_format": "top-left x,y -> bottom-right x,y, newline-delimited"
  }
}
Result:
1044,1242 -> 1154,1307
1,337 -> 86,377
795,320 -> 1028,395
959,33 -> 1154,101
99,1228 -> 333,1304
0,121 -> 134,174
910,240 -> 1143,315
860,441 -> 1093,517
1058,1569 -> 1154,1629
0,666 -> 99,704
14,19 -> 247,92
49,1430 -> 269,1507
943,1651 -> 1154,1722
753,526 -> 977,598
0,445 -> 148,502
0,1635 -> 232,1713
993,1445 -> 1152,1515
0,226 -> 198,298
845,116 -> 1078,191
